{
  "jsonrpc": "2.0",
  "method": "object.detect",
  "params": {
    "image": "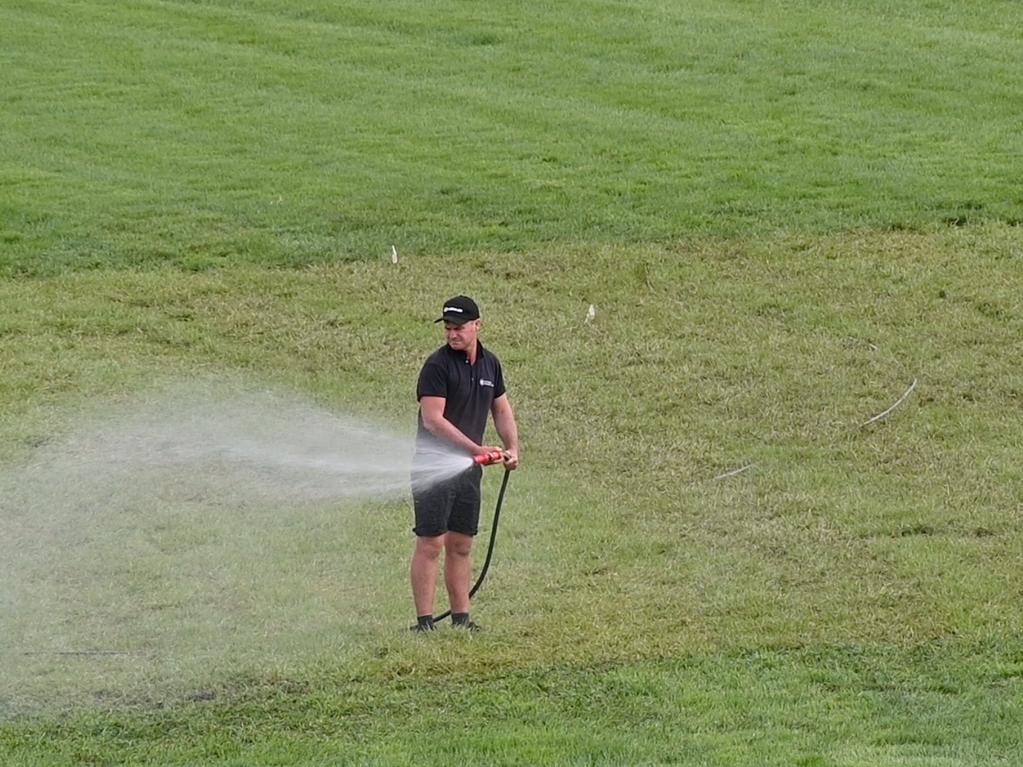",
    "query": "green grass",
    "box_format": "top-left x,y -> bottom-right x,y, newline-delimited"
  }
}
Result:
3,237 -> 1022,764
2,1 -> 1023,765
2,0 -> 1022,275
4,644 -> 1021,766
